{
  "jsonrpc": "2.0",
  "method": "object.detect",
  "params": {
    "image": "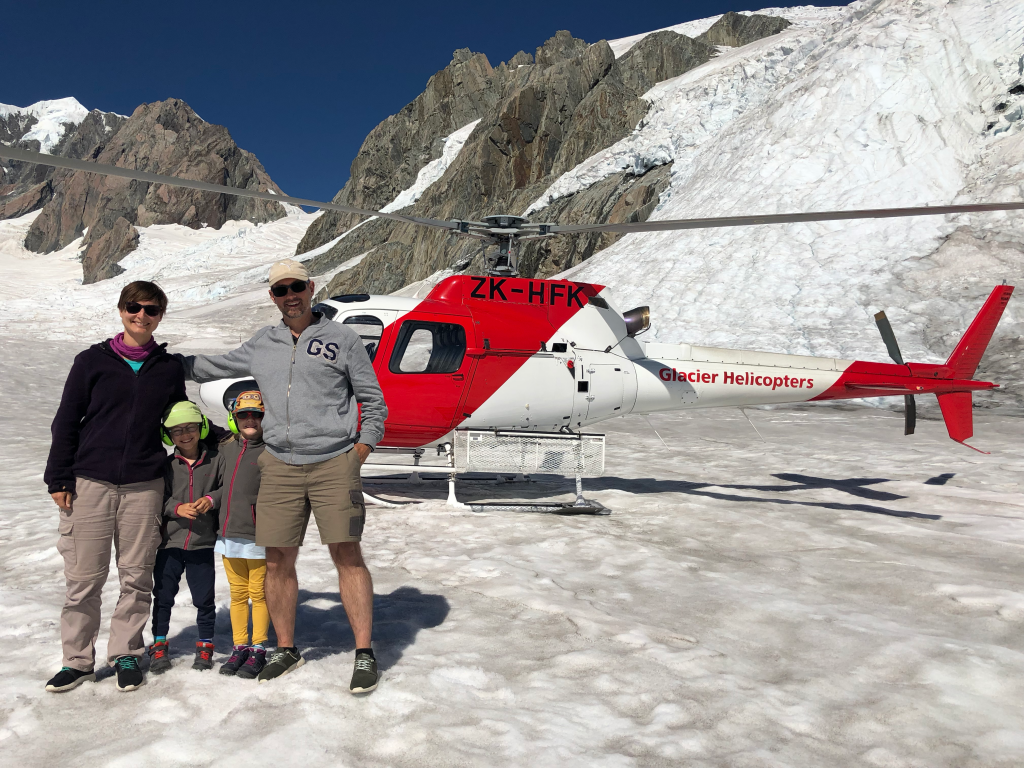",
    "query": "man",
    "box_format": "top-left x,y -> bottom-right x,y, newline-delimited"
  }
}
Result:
179,259 -> 387,693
